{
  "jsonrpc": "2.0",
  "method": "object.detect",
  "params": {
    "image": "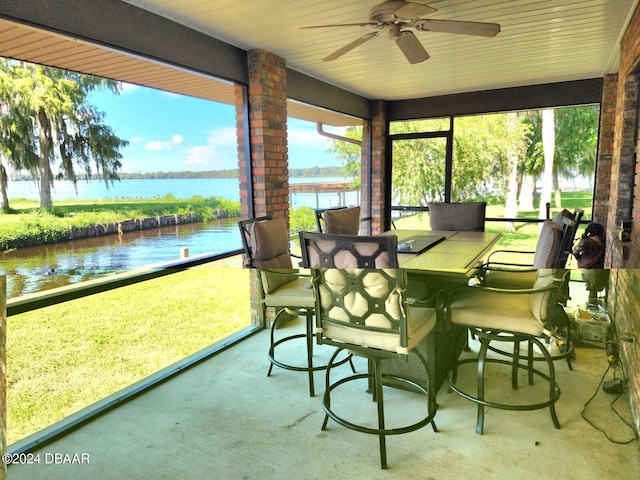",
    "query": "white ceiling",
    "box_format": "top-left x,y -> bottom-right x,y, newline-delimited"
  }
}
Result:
121,0 -> 639,101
